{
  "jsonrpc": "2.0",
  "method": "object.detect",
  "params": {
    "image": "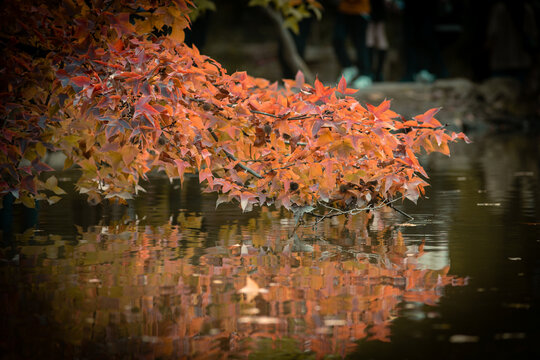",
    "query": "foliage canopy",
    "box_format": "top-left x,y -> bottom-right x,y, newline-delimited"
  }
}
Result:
0,0 -> 469,216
